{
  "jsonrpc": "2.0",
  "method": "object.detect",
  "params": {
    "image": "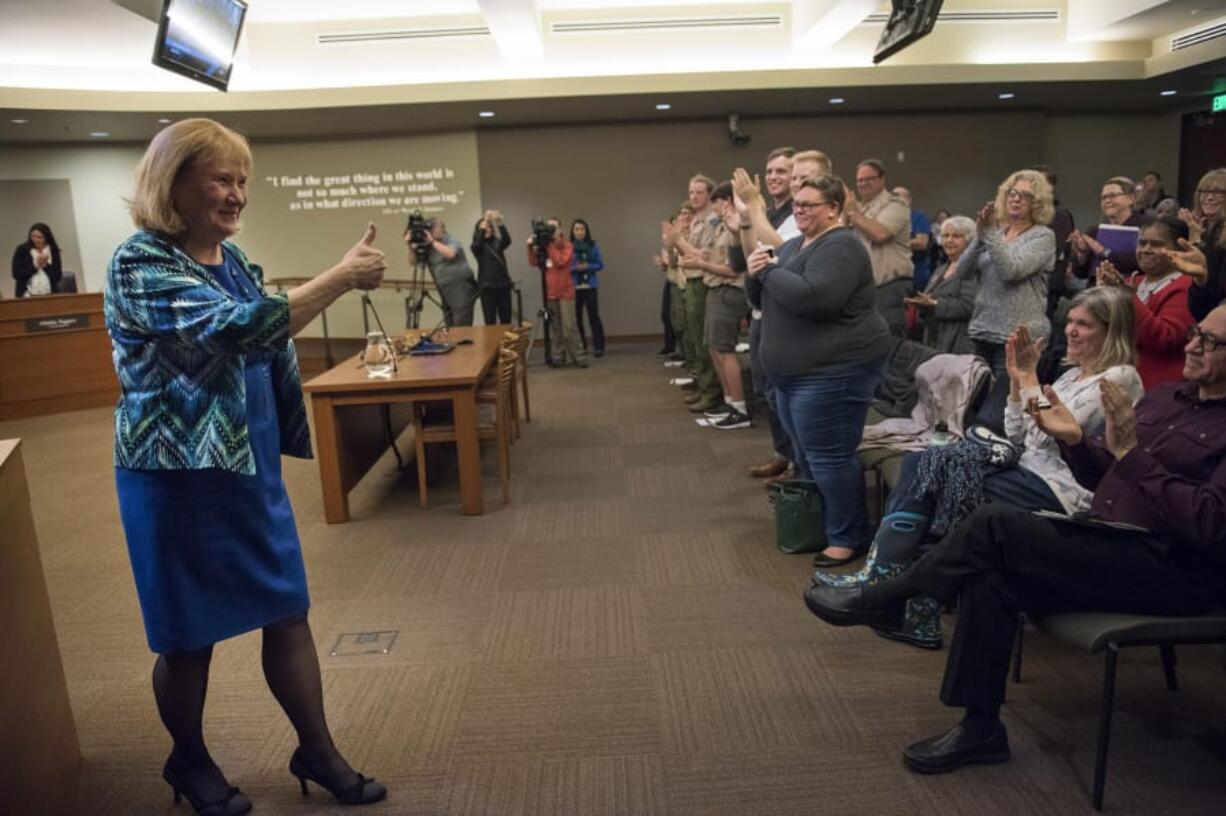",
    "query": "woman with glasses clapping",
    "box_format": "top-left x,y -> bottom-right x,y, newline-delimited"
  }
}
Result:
1180,167 -> 1226,321
965,170 -> 1056,389
1069,176 -> 1148,283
